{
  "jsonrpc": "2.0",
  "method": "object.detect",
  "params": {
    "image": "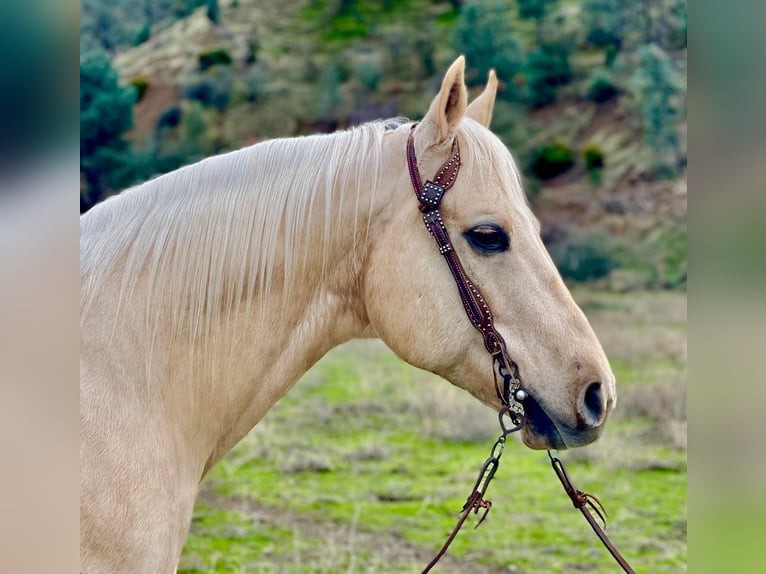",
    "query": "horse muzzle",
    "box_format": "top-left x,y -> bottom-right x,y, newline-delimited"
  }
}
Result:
519,391 -> 604,450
